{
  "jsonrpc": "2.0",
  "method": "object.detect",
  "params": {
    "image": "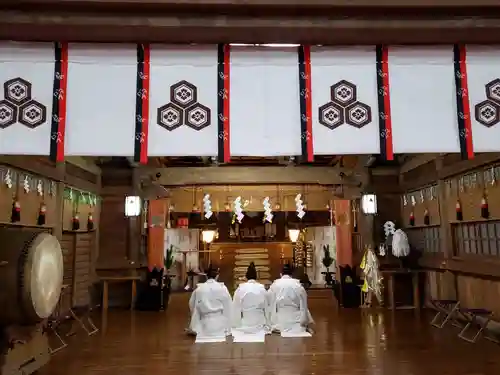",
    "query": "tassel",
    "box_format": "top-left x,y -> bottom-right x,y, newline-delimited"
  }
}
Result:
37,203 -> 47,226
87,213 -> 94,230
423,209 -> 430,225
11,199 -> 21,223
481,196 -> 490,219
455,200 -> 463,221
72,214 -> 80,231
409,211 -> 415,226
